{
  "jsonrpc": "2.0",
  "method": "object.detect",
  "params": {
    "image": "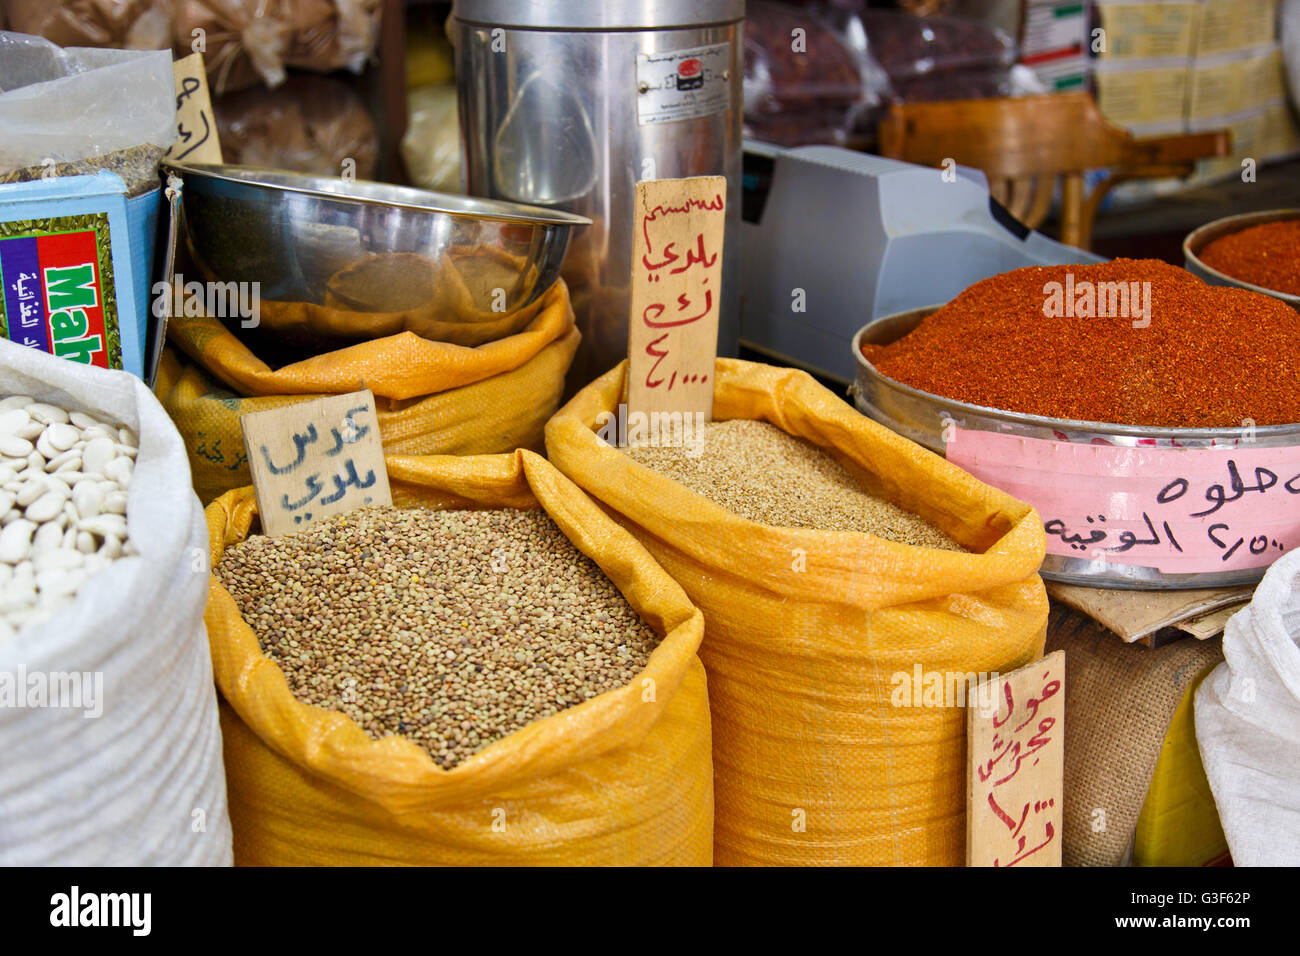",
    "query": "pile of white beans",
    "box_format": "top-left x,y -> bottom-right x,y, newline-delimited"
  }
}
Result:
0,395 -> 136,639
